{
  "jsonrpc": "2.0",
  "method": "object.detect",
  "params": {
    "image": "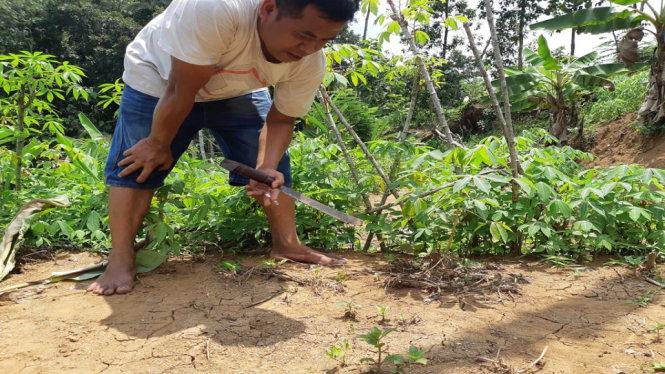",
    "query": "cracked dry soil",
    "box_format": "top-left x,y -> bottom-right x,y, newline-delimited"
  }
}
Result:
0,252 -> 663,374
